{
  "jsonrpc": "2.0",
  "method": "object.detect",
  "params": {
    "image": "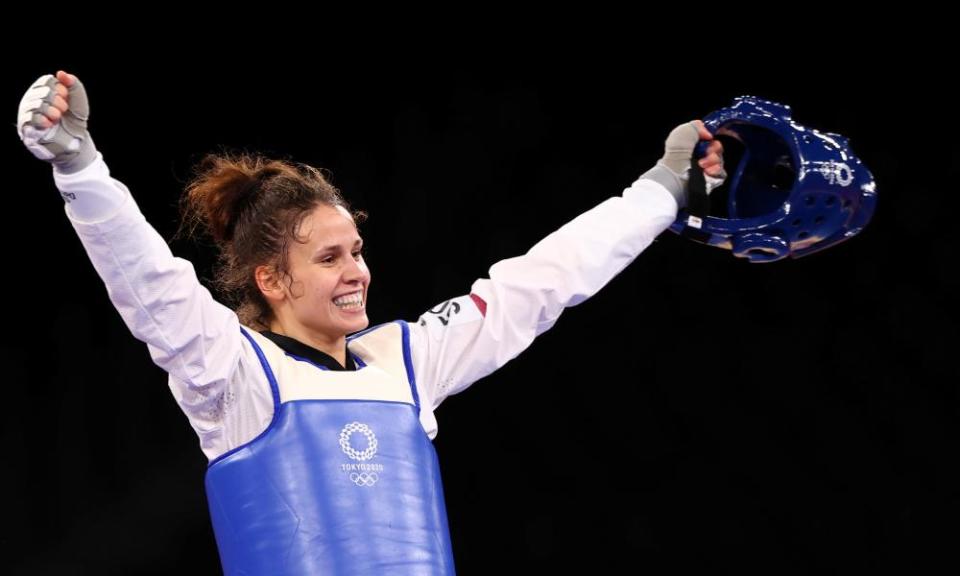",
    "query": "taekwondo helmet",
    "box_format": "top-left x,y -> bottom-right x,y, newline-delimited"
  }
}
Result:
672,96 -> 877,262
